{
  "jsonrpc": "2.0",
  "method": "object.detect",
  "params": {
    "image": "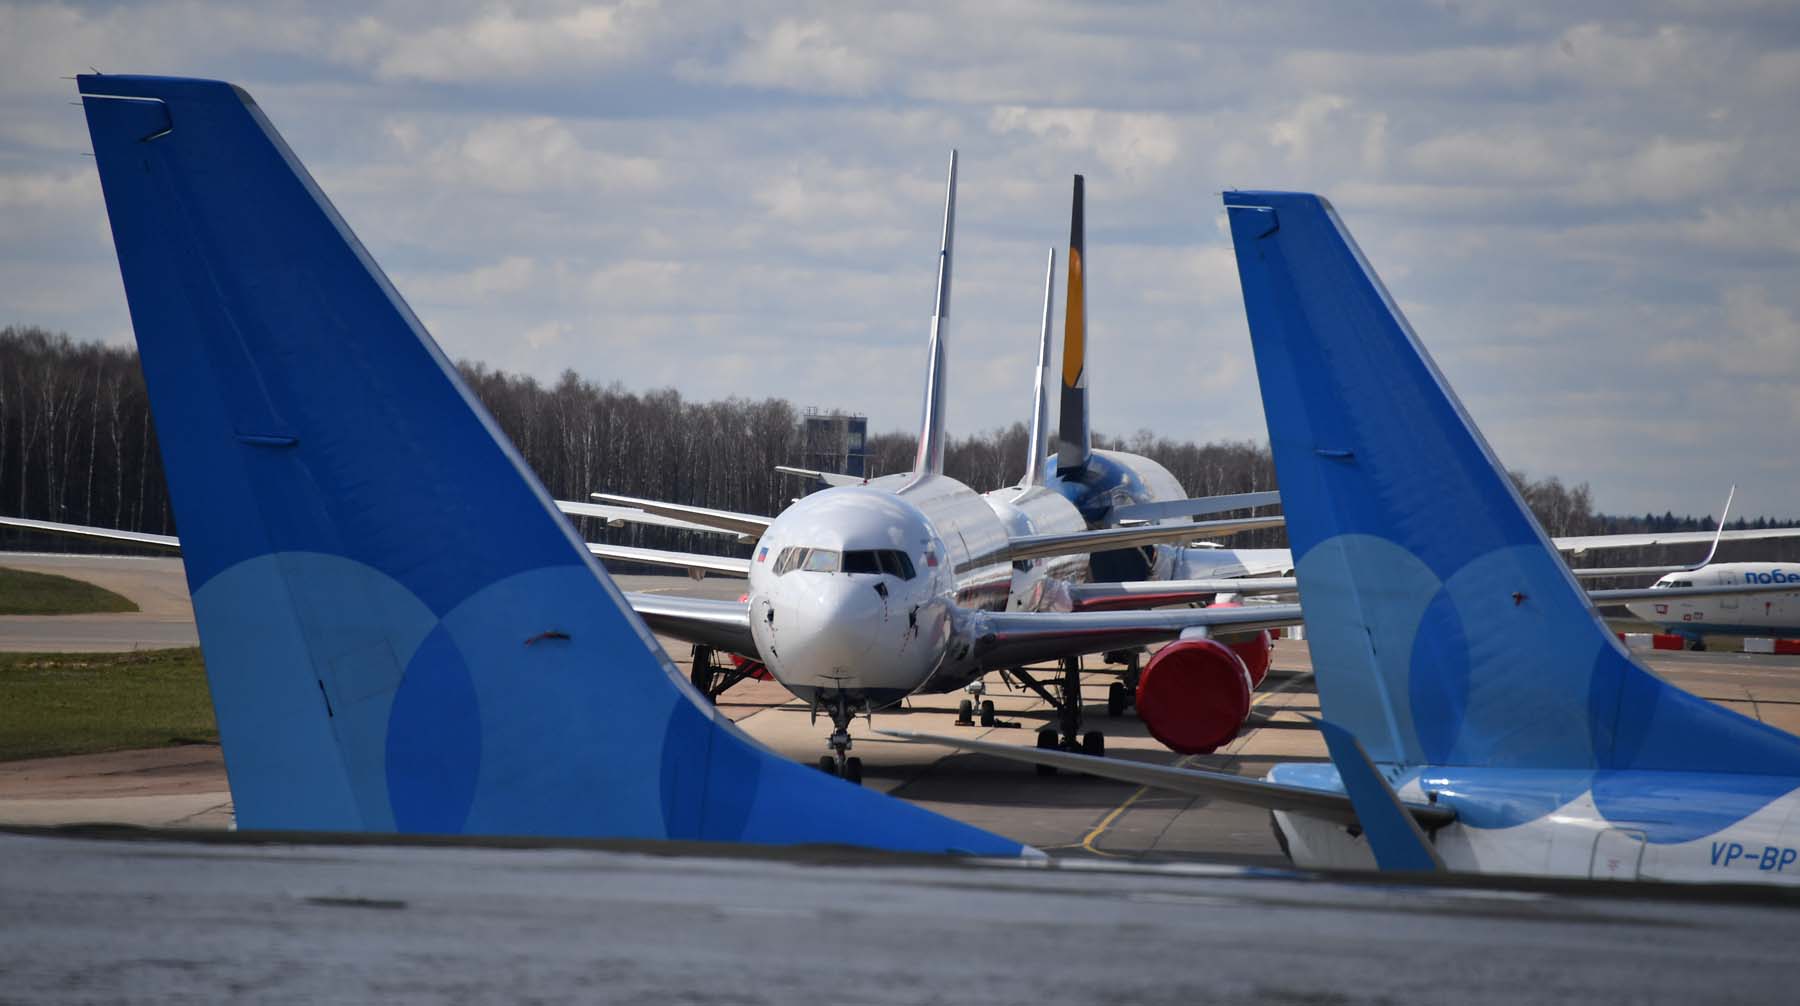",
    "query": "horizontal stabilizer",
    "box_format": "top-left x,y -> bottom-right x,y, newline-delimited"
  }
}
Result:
1008,515 -> 1284,563
590,493 -> 772,540
1107,491 -> 1281,526
878,729 -> 1455,832
1313,718 -> 1445,872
